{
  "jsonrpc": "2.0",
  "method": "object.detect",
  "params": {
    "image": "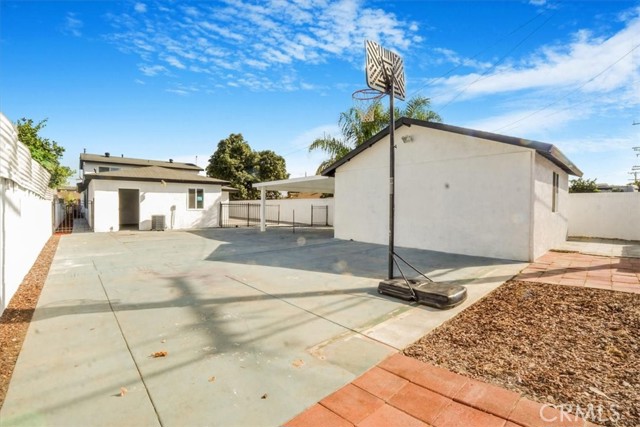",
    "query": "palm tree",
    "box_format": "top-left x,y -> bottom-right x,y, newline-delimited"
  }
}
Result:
310,96 -> 441,173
